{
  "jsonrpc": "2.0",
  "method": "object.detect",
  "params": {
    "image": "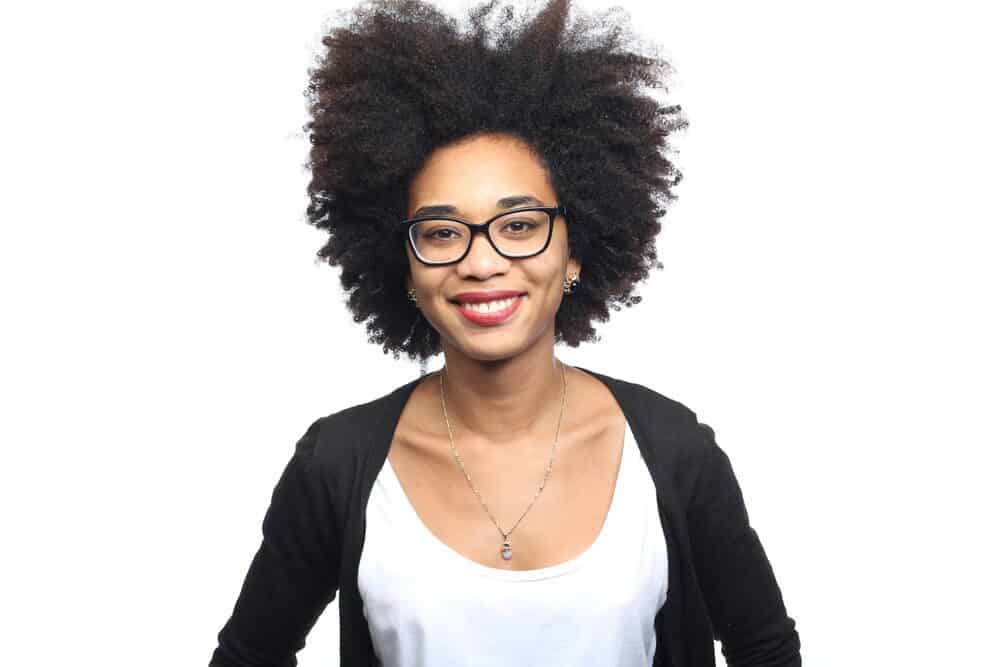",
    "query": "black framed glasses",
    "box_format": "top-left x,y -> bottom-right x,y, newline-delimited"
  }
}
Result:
401,205 -> 565,266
